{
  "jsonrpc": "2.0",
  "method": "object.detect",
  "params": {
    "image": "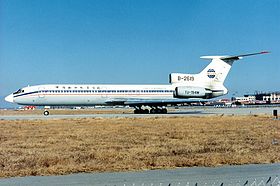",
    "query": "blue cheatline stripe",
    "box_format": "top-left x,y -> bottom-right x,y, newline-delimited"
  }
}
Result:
14,91 -> 39,98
